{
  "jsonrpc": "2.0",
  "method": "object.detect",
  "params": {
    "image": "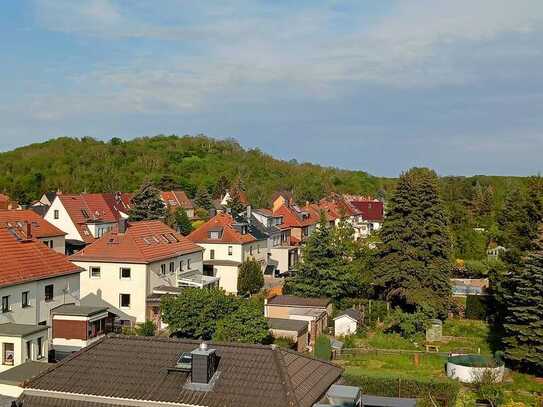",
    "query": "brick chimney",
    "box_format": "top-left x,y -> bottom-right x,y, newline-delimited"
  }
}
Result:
26,221 -> 32,239
191,342 -> 217,385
